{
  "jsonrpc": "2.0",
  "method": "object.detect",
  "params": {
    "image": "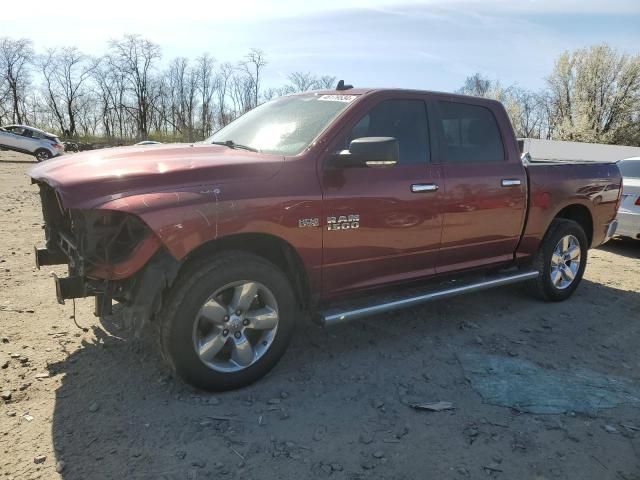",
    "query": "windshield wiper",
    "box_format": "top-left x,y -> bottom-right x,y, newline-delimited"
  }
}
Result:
210,140 -> 259,152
